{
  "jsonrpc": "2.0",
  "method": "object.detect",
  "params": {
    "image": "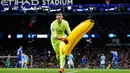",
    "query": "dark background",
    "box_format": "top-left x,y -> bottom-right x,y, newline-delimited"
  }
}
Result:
0,14 -> 130,48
